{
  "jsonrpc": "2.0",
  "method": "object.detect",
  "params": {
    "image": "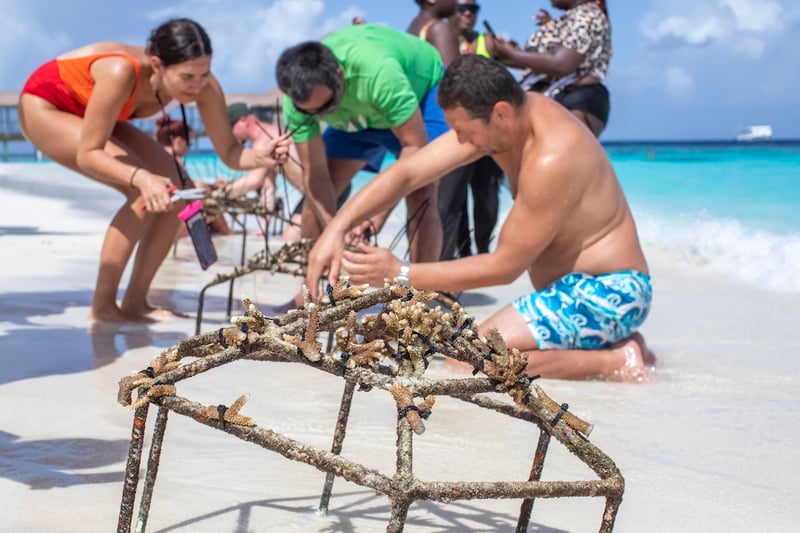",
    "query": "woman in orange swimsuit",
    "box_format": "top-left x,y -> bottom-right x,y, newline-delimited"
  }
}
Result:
18,18 -> 291,323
